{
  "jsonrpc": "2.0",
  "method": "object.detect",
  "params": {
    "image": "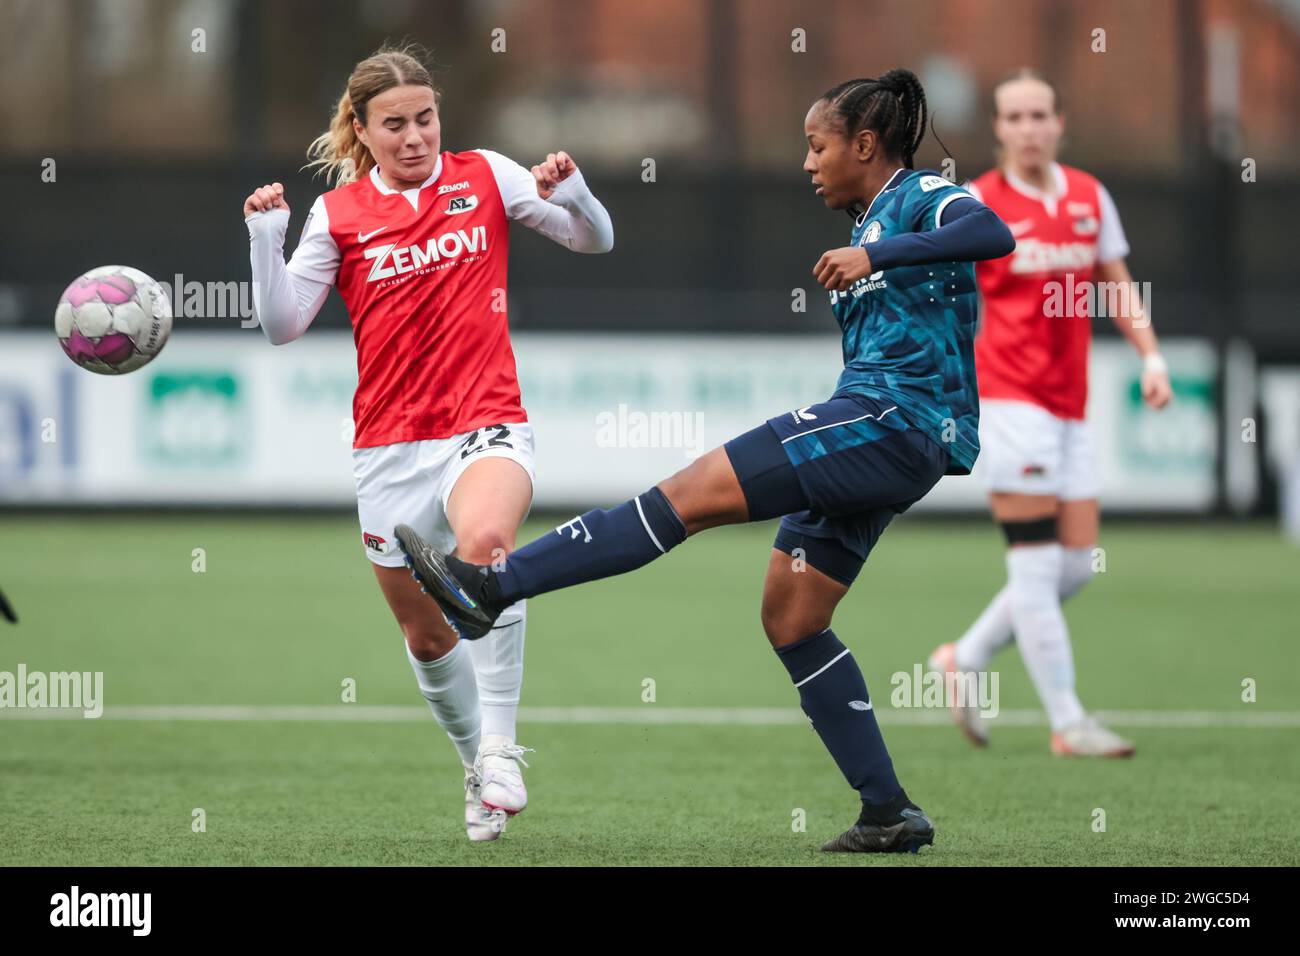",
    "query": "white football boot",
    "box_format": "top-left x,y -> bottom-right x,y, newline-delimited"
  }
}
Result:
474,735 -> 533,820
464,768 -> 507,842
1051,715 -> 1135,757
927,642 -> 989,747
